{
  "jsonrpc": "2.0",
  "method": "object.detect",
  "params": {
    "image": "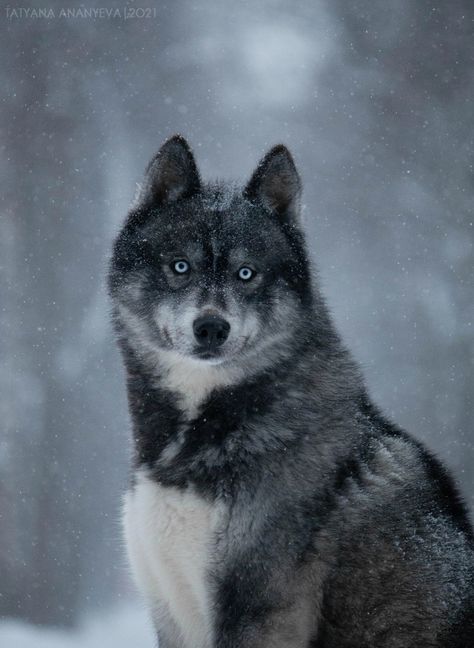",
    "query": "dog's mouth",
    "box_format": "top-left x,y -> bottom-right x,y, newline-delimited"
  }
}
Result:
191,335 -> 251,364
193,347 -> 226,363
